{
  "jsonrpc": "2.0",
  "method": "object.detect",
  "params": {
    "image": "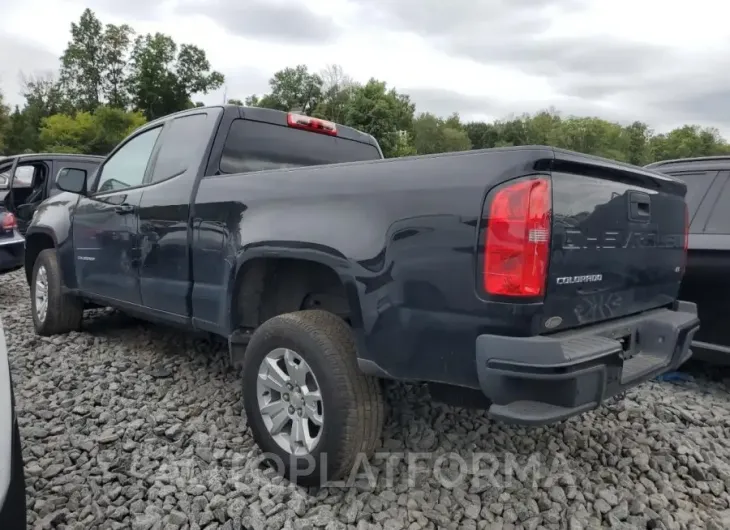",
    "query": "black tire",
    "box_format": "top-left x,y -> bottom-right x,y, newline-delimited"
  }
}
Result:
30,249 -> 83,336
241,310 -> 384,487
